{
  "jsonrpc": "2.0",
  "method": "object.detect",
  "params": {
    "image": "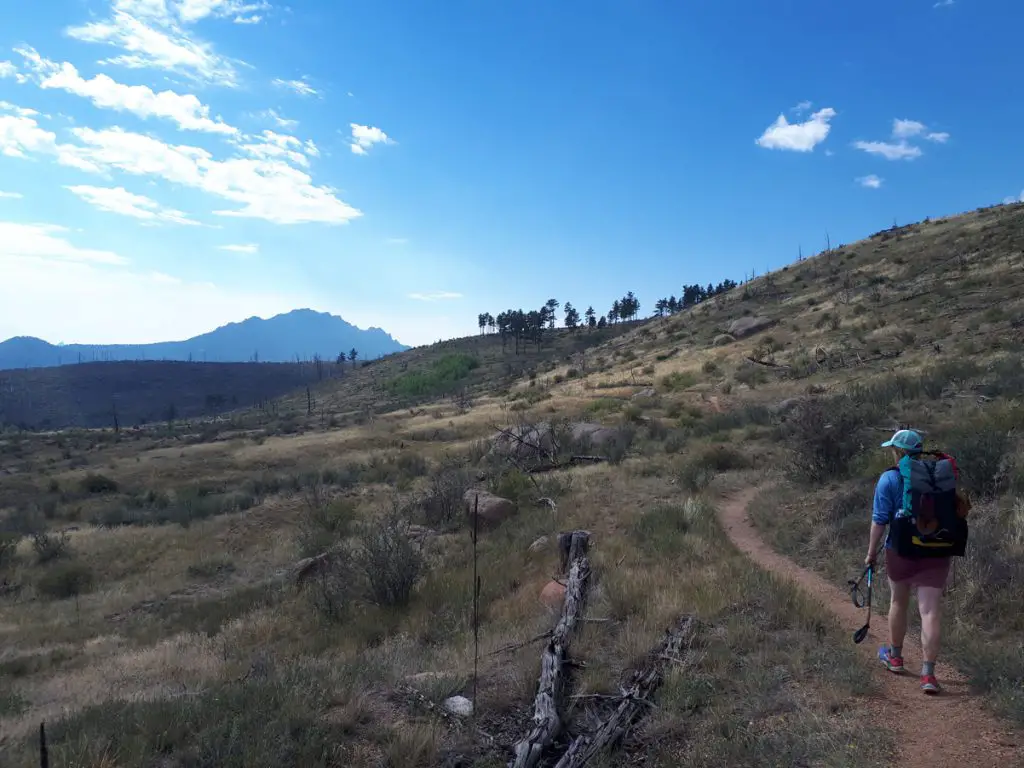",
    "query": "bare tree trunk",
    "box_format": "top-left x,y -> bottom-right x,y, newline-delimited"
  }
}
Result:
510,531 -> 591,768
